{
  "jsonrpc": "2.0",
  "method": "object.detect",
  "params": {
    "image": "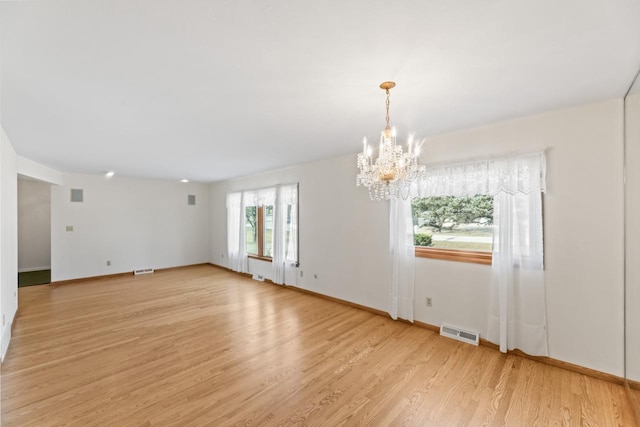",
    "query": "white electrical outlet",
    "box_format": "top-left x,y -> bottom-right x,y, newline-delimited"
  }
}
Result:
314,274 -> 318,279
426,297 -> 433,307
106,260 -> 111,266
300,270 -> 304,277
